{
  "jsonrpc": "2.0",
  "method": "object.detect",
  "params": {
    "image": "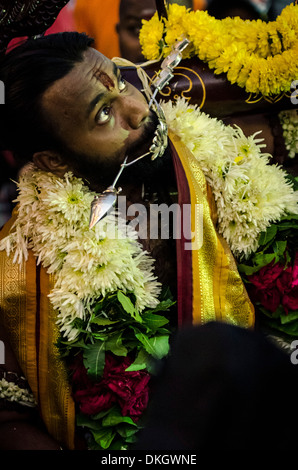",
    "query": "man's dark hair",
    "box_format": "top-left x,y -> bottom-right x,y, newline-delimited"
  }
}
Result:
0,32 -> 94,166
